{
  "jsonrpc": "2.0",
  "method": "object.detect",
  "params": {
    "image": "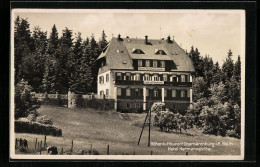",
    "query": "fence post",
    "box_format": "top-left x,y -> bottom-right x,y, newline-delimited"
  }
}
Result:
71,140 -> 73,153
151,151 -> 153,155
90,144 -> 92,155
15,139 -> 17,149
40,141 -> 42,150
38,142 -> 39,150
44,136 -> 47,149
133,151 -> 135,155
186,152 -> 188,155
35,138 -> 37,149
107,145 -> 109,155
61,147 -> 63,154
